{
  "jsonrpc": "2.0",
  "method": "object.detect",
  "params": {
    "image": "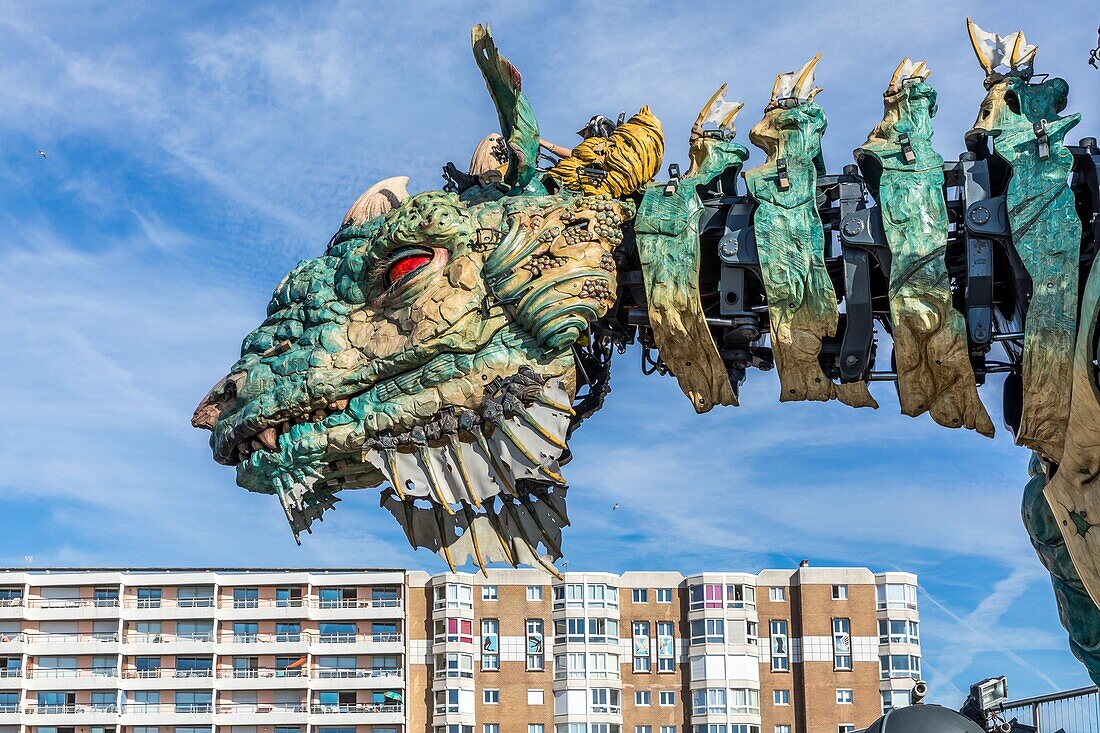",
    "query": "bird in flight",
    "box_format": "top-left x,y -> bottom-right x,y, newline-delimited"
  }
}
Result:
612,503 -> 620,511
37,150 -> 46,158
